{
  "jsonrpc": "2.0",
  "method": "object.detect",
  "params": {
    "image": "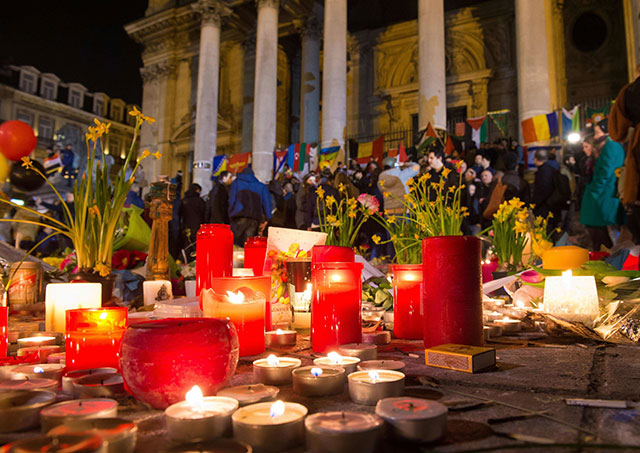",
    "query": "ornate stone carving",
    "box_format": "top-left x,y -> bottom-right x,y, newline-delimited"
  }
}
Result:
294,15 -> 321,40
191,0 -> 231,26
140,61 -> 178,84
255,0 -> 279,9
